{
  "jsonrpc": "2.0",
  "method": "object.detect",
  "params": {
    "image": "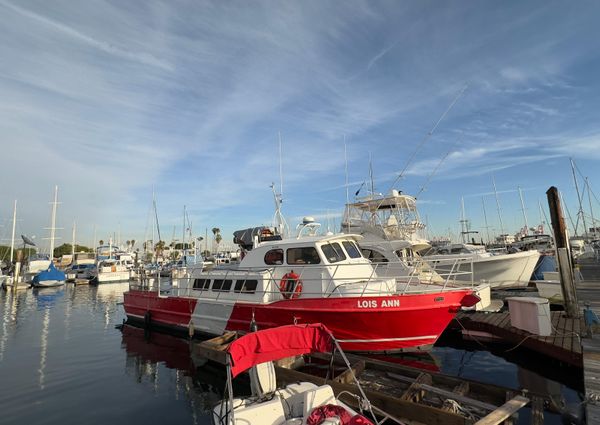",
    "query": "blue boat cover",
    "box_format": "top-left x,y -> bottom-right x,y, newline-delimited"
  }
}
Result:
32,262 -> 66,284
531,254 -> 556,280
